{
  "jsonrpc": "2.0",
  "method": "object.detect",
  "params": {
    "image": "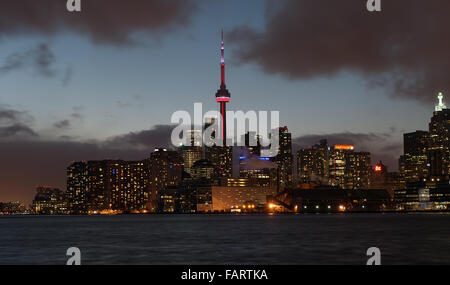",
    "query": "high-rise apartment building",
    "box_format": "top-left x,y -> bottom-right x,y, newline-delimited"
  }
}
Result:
329,144 -> 354,189
345,151 -> 371,190
66,149 -> 181,213
297,139 -> 329,184
274,127 -> 293,187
